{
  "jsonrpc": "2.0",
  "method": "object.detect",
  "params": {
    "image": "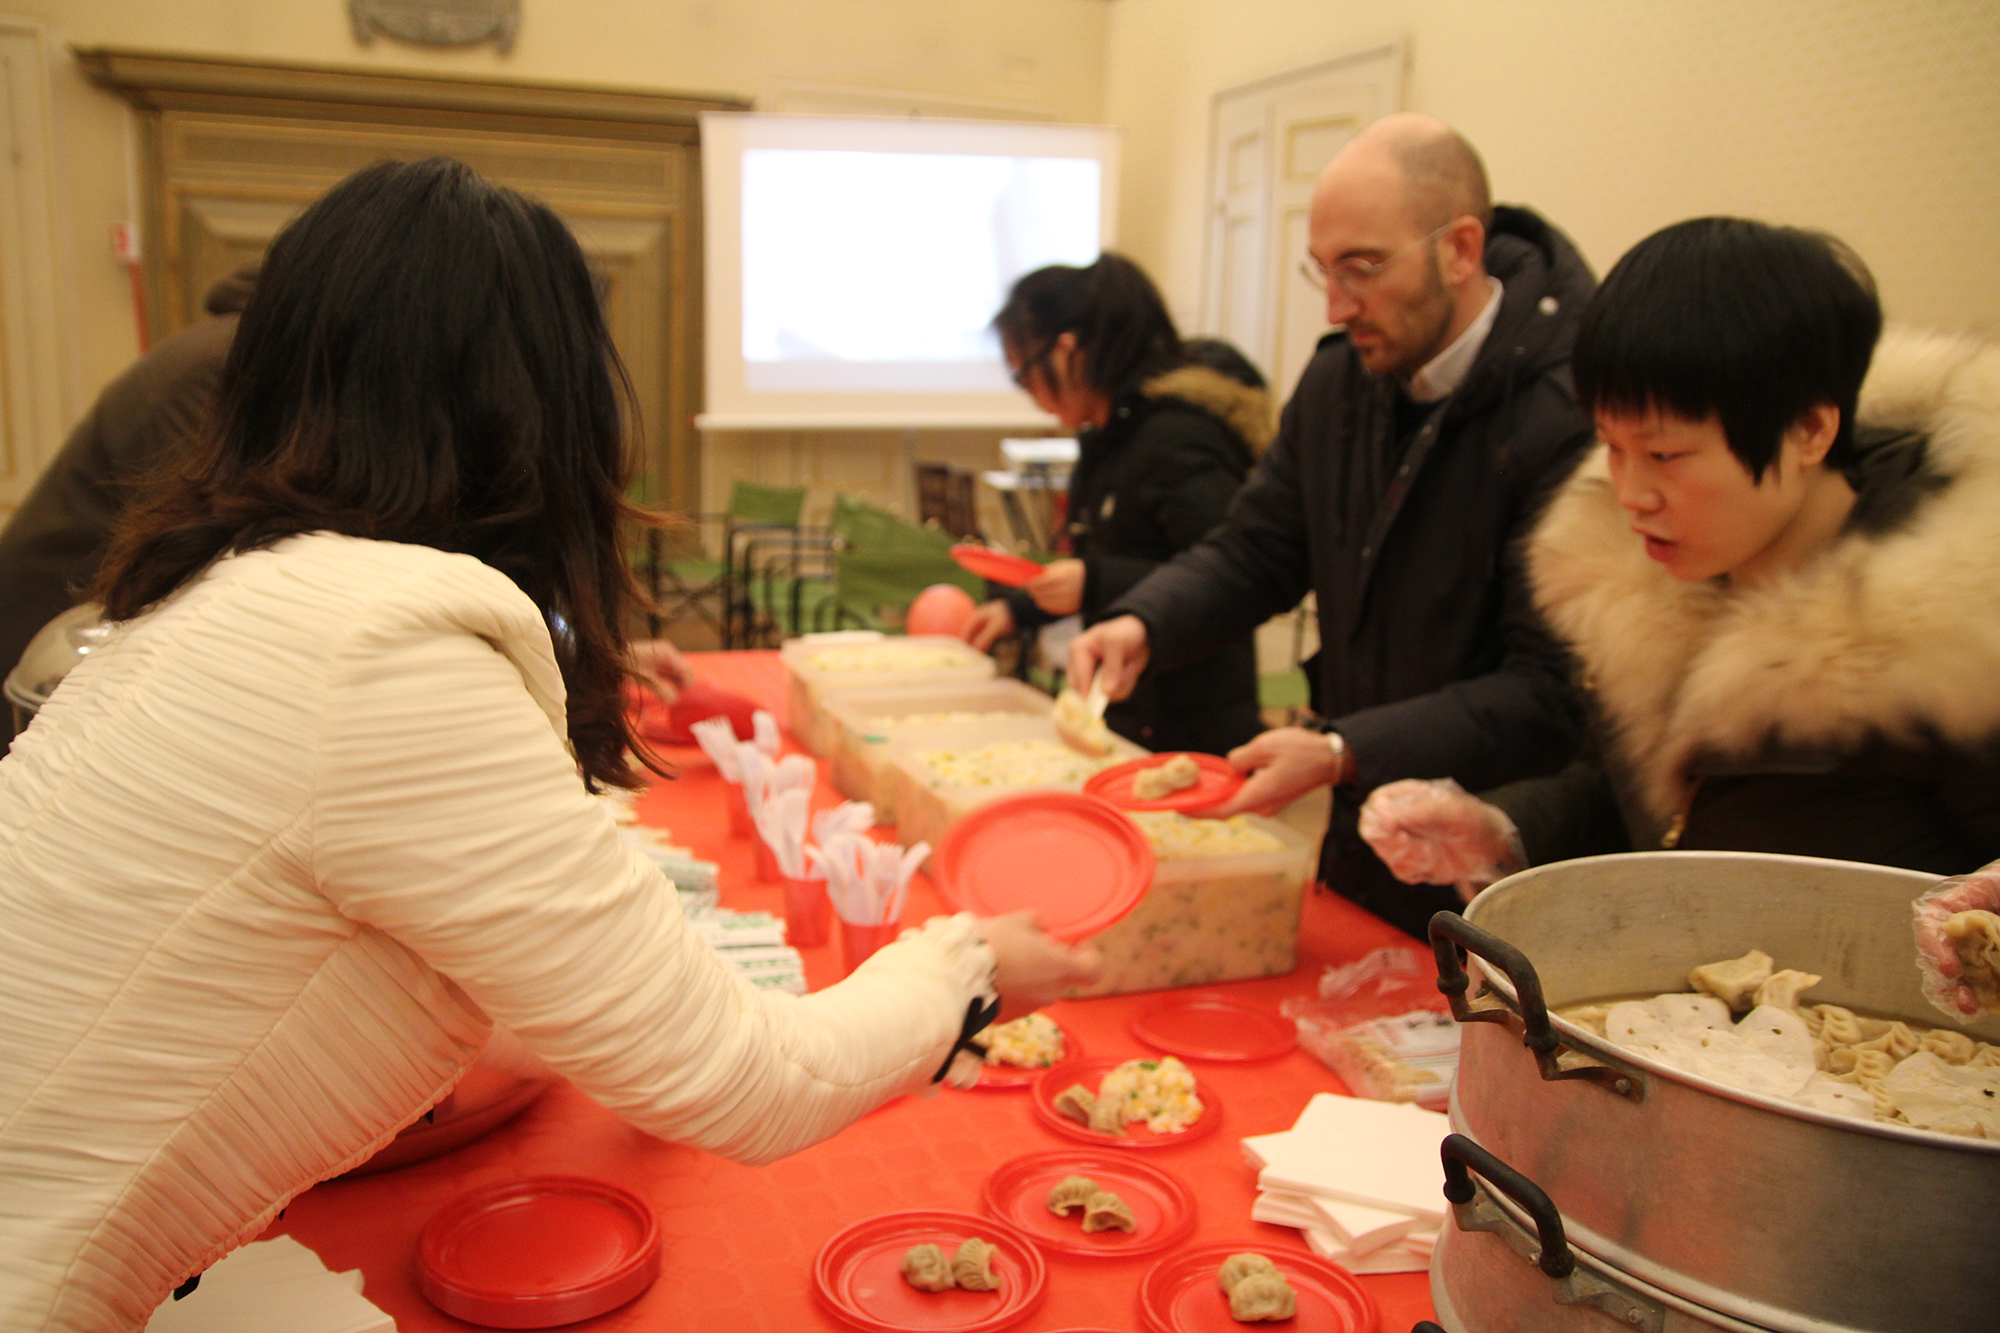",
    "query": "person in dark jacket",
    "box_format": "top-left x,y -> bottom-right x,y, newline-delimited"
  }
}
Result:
1359,219 -> 2000,894
1070,114 -> 1595,938
0,266 -> 255,747
963,254 -> 1268,755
